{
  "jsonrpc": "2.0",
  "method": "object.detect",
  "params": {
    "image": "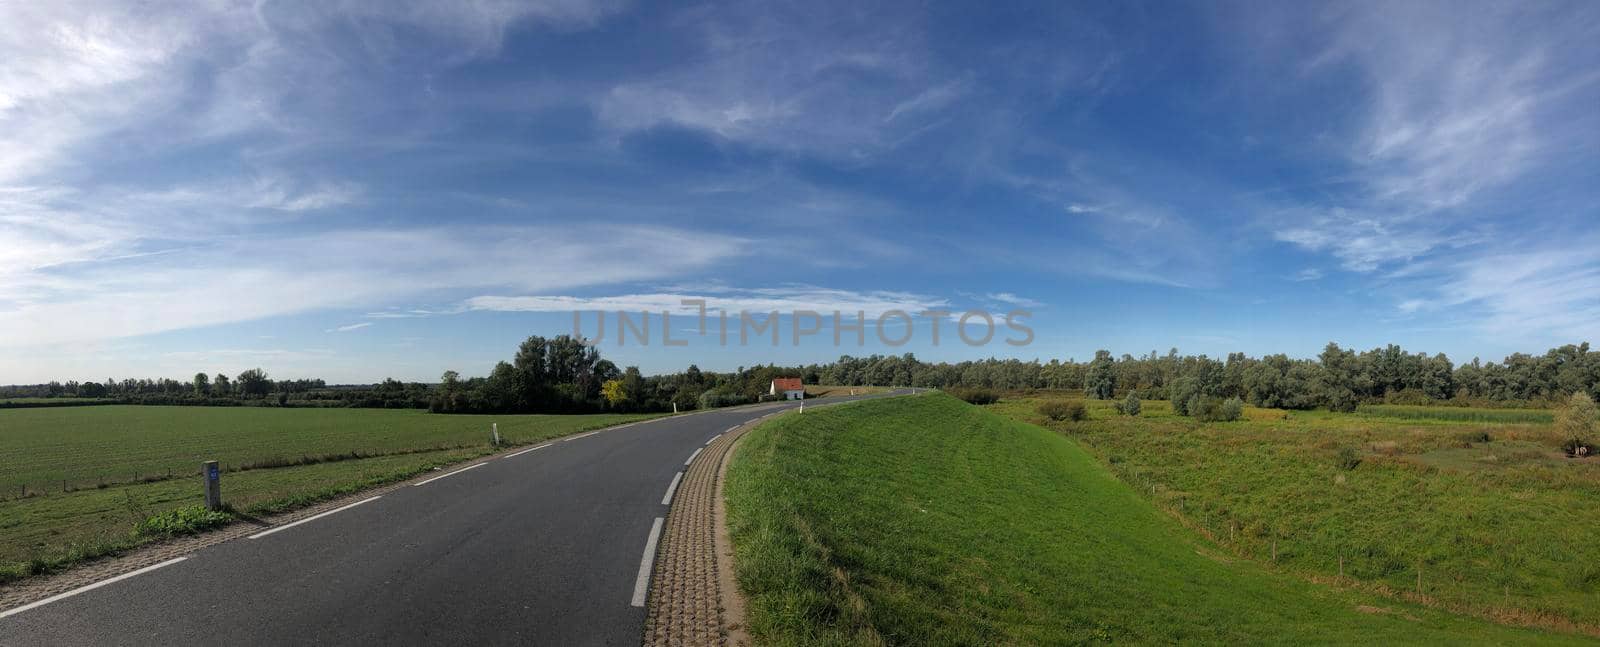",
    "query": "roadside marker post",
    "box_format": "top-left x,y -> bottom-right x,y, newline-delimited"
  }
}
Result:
492,423 -> 501,446
203,460 -> 221,511
673,402 -> 678,414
